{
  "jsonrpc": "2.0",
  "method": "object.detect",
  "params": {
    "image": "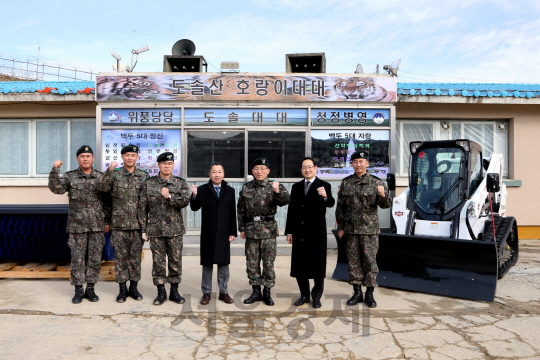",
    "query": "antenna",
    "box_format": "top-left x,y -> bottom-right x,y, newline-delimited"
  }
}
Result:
110,50 -> 123,73
130,45 -> 150,72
